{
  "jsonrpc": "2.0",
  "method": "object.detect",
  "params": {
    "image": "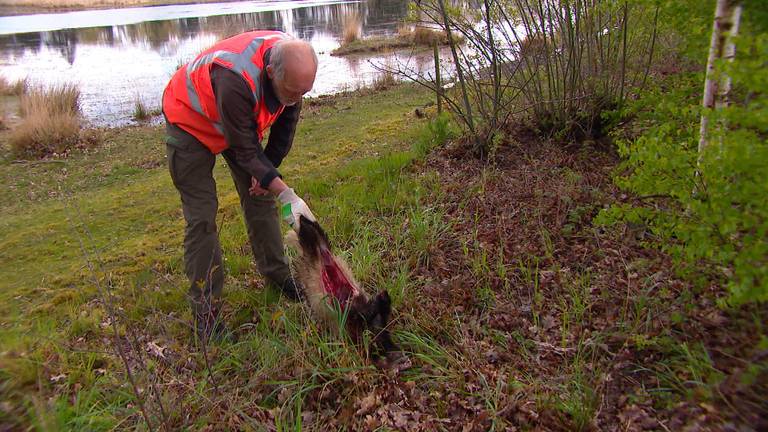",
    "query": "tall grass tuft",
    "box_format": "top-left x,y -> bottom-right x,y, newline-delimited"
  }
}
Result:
10,82 -> 82,159
20,83 -> 79,118
412,112 -> 455,158
133,96 -> 150,121
0,76 -> 27,96
342,12 -> 361,44
372,69 -> 396,91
